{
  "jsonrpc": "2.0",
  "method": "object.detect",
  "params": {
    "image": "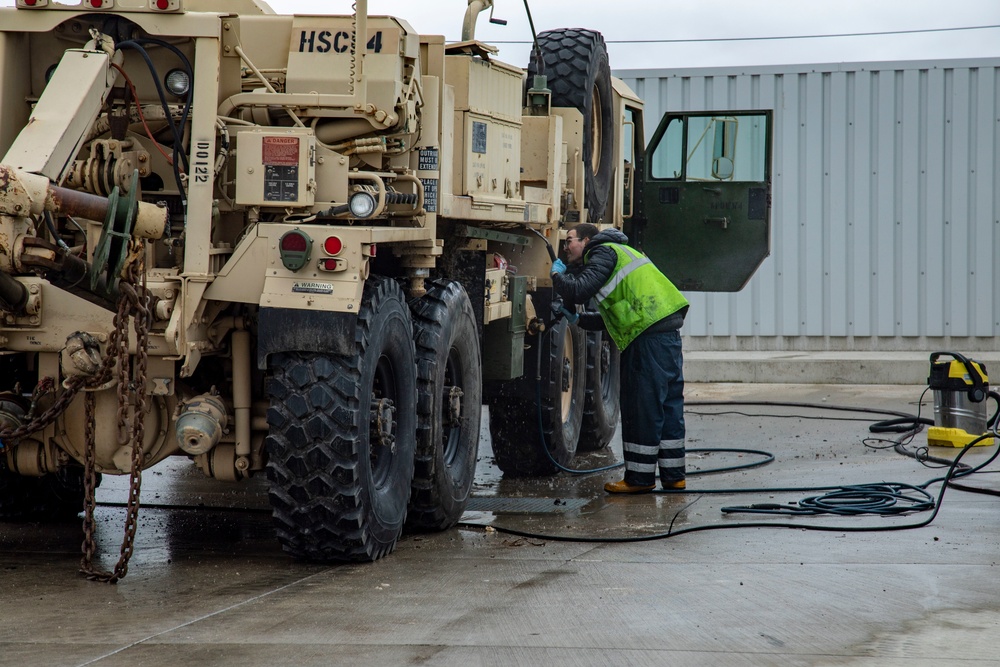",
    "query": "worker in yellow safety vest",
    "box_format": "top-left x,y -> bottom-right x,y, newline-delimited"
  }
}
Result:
551,223 -> 689,493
